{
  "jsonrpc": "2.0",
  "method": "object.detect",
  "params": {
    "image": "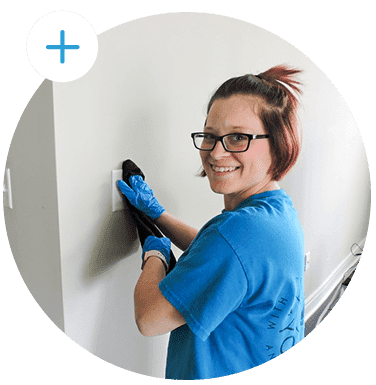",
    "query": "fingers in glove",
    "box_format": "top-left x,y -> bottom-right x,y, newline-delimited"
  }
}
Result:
129,175 -> 147,190
117,180 -> 136,201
